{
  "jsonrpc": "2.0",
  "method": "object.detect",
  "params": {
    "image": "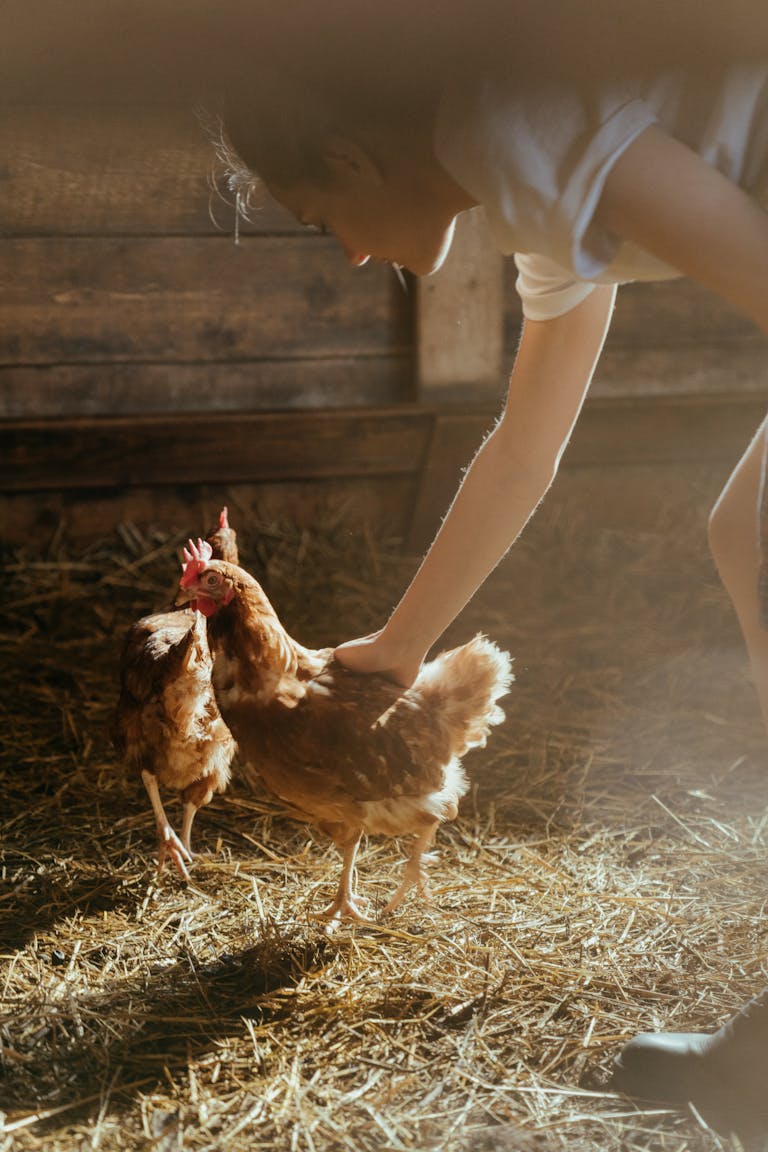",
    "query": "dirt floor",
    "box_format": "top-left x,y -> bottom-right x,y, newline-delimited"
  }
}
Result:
1,468 -> 767,1152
